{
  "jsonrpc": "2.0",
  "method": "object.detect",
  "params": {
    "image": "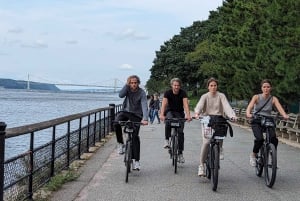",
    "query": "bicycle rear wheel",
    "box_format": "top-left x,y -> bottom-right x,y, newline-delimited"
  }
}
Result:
211,144 -> 219,191
124,141 -> 132,183
264,143 -> 277,187
255,147 -> 264,177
